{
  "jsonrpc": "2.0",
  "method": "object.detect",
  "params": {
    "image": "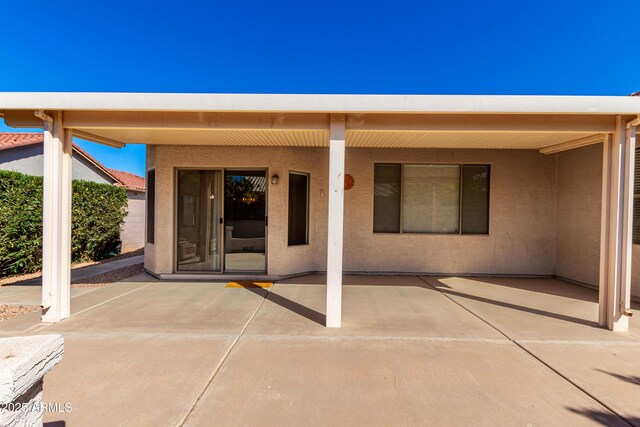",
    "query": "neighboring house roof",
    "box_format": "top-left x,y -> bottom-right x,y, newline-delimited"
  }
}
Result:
0,132 -> 43,149
107,168 -> 146,191
0,132 -> 145,191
